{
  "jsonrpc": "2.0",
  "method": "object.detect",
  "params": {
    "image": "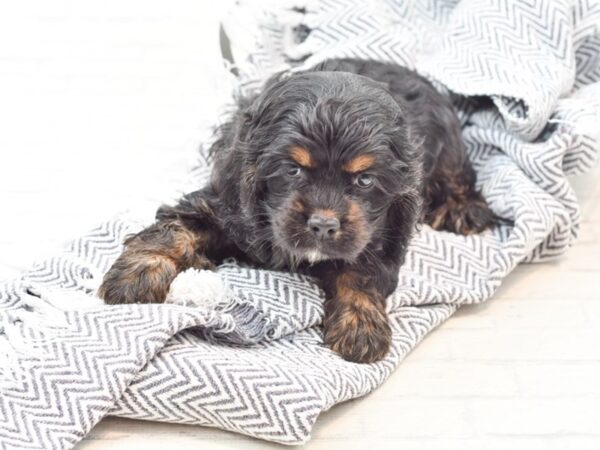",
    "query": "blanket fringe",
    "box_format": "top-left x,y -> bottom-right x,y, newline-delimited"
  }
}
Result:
0,286 -> 76,388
